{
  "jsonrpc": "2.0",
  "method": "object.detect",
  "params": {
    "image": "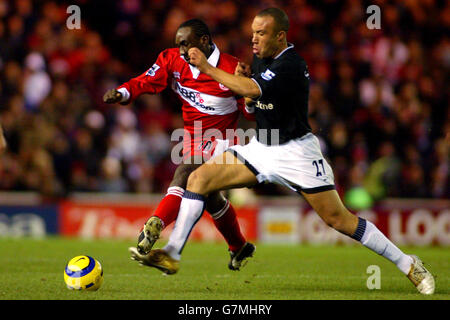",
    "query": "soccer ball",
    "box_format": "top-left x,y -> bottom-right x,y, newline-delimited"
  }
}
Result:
64,255 -> 103,291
